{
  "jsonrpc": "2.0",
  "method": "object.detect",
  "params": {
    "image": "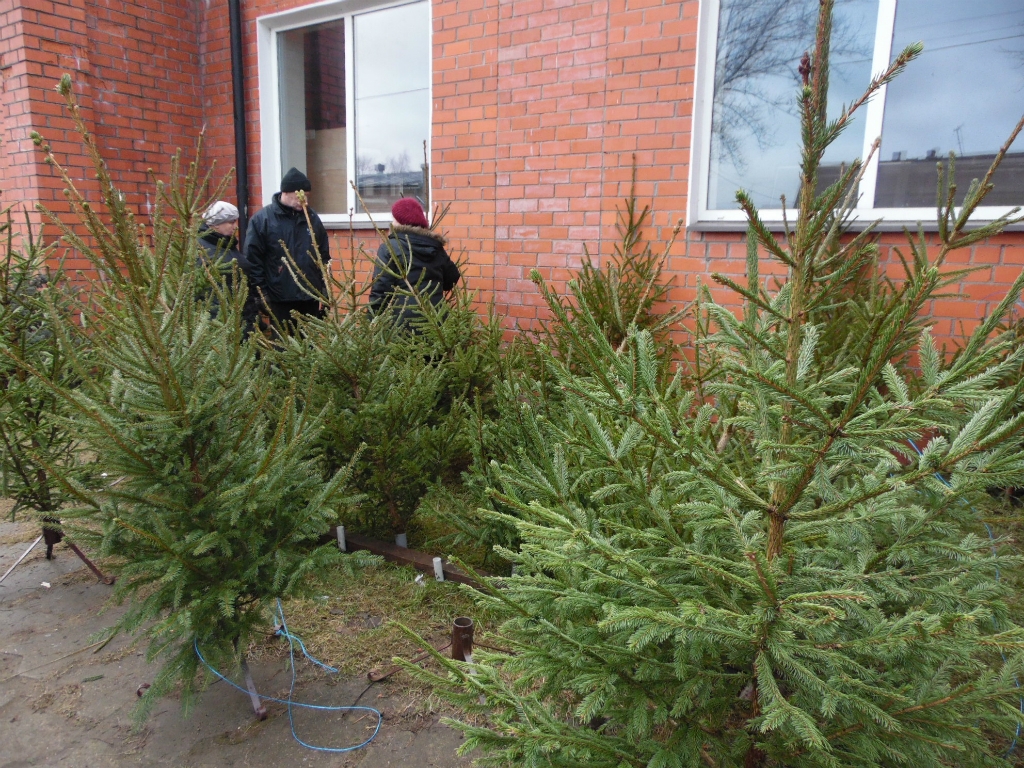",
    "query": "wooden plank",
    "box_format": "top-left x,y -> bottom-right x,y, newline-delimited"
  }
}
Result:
326,526 -> 487,589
